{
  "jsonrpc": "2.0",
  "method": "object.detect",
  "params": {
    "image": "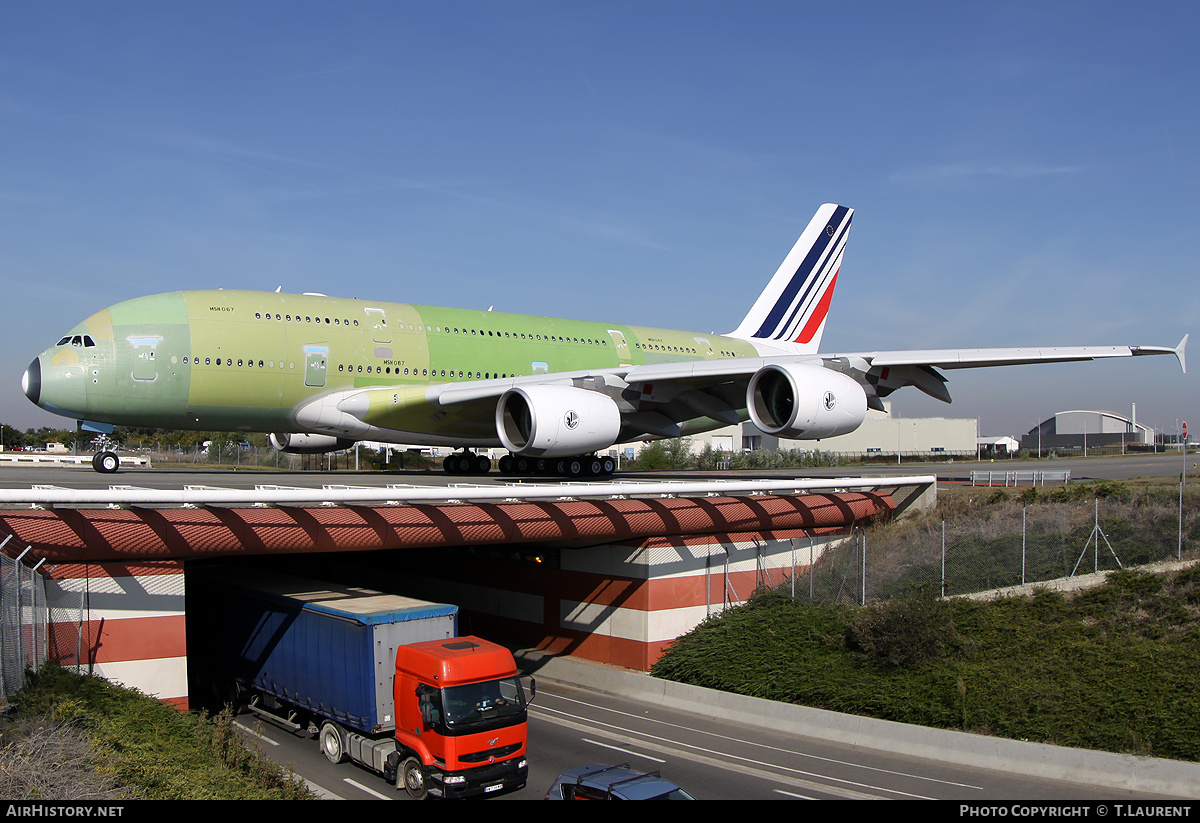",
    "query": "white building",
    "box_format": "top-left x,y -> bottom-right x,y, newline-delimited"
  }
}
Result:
624,402 -> 978,460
